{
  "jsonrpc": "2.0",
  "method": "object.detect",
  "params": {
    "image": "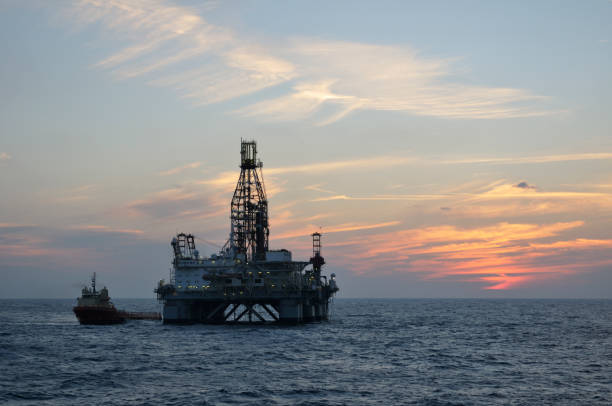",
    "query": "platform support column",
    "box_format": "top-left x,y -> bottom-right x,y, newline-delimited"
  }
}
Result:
162,300 -> 194,324
314,302 -> 323,322
278,299 -> 302,323
302,301 -> 315,322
